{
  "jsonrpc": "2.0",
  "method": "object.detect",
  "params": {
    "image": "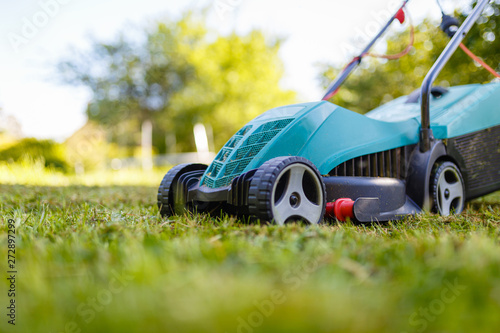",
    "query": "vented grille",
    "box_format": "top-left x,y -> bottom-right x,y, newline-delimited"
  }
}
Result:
201,118 -> 294,188
329,147 -> 409,179
452,125 -> 500,191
